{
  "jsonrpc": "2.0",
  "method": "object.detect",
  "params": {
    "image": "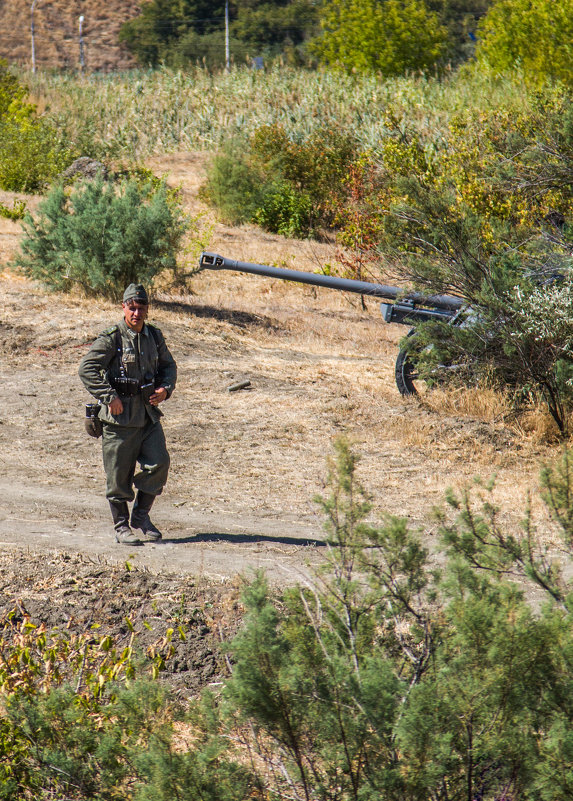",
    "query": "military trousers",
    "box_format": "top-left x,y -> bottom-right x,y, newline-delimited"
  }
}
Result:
102,418 -> 170,502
